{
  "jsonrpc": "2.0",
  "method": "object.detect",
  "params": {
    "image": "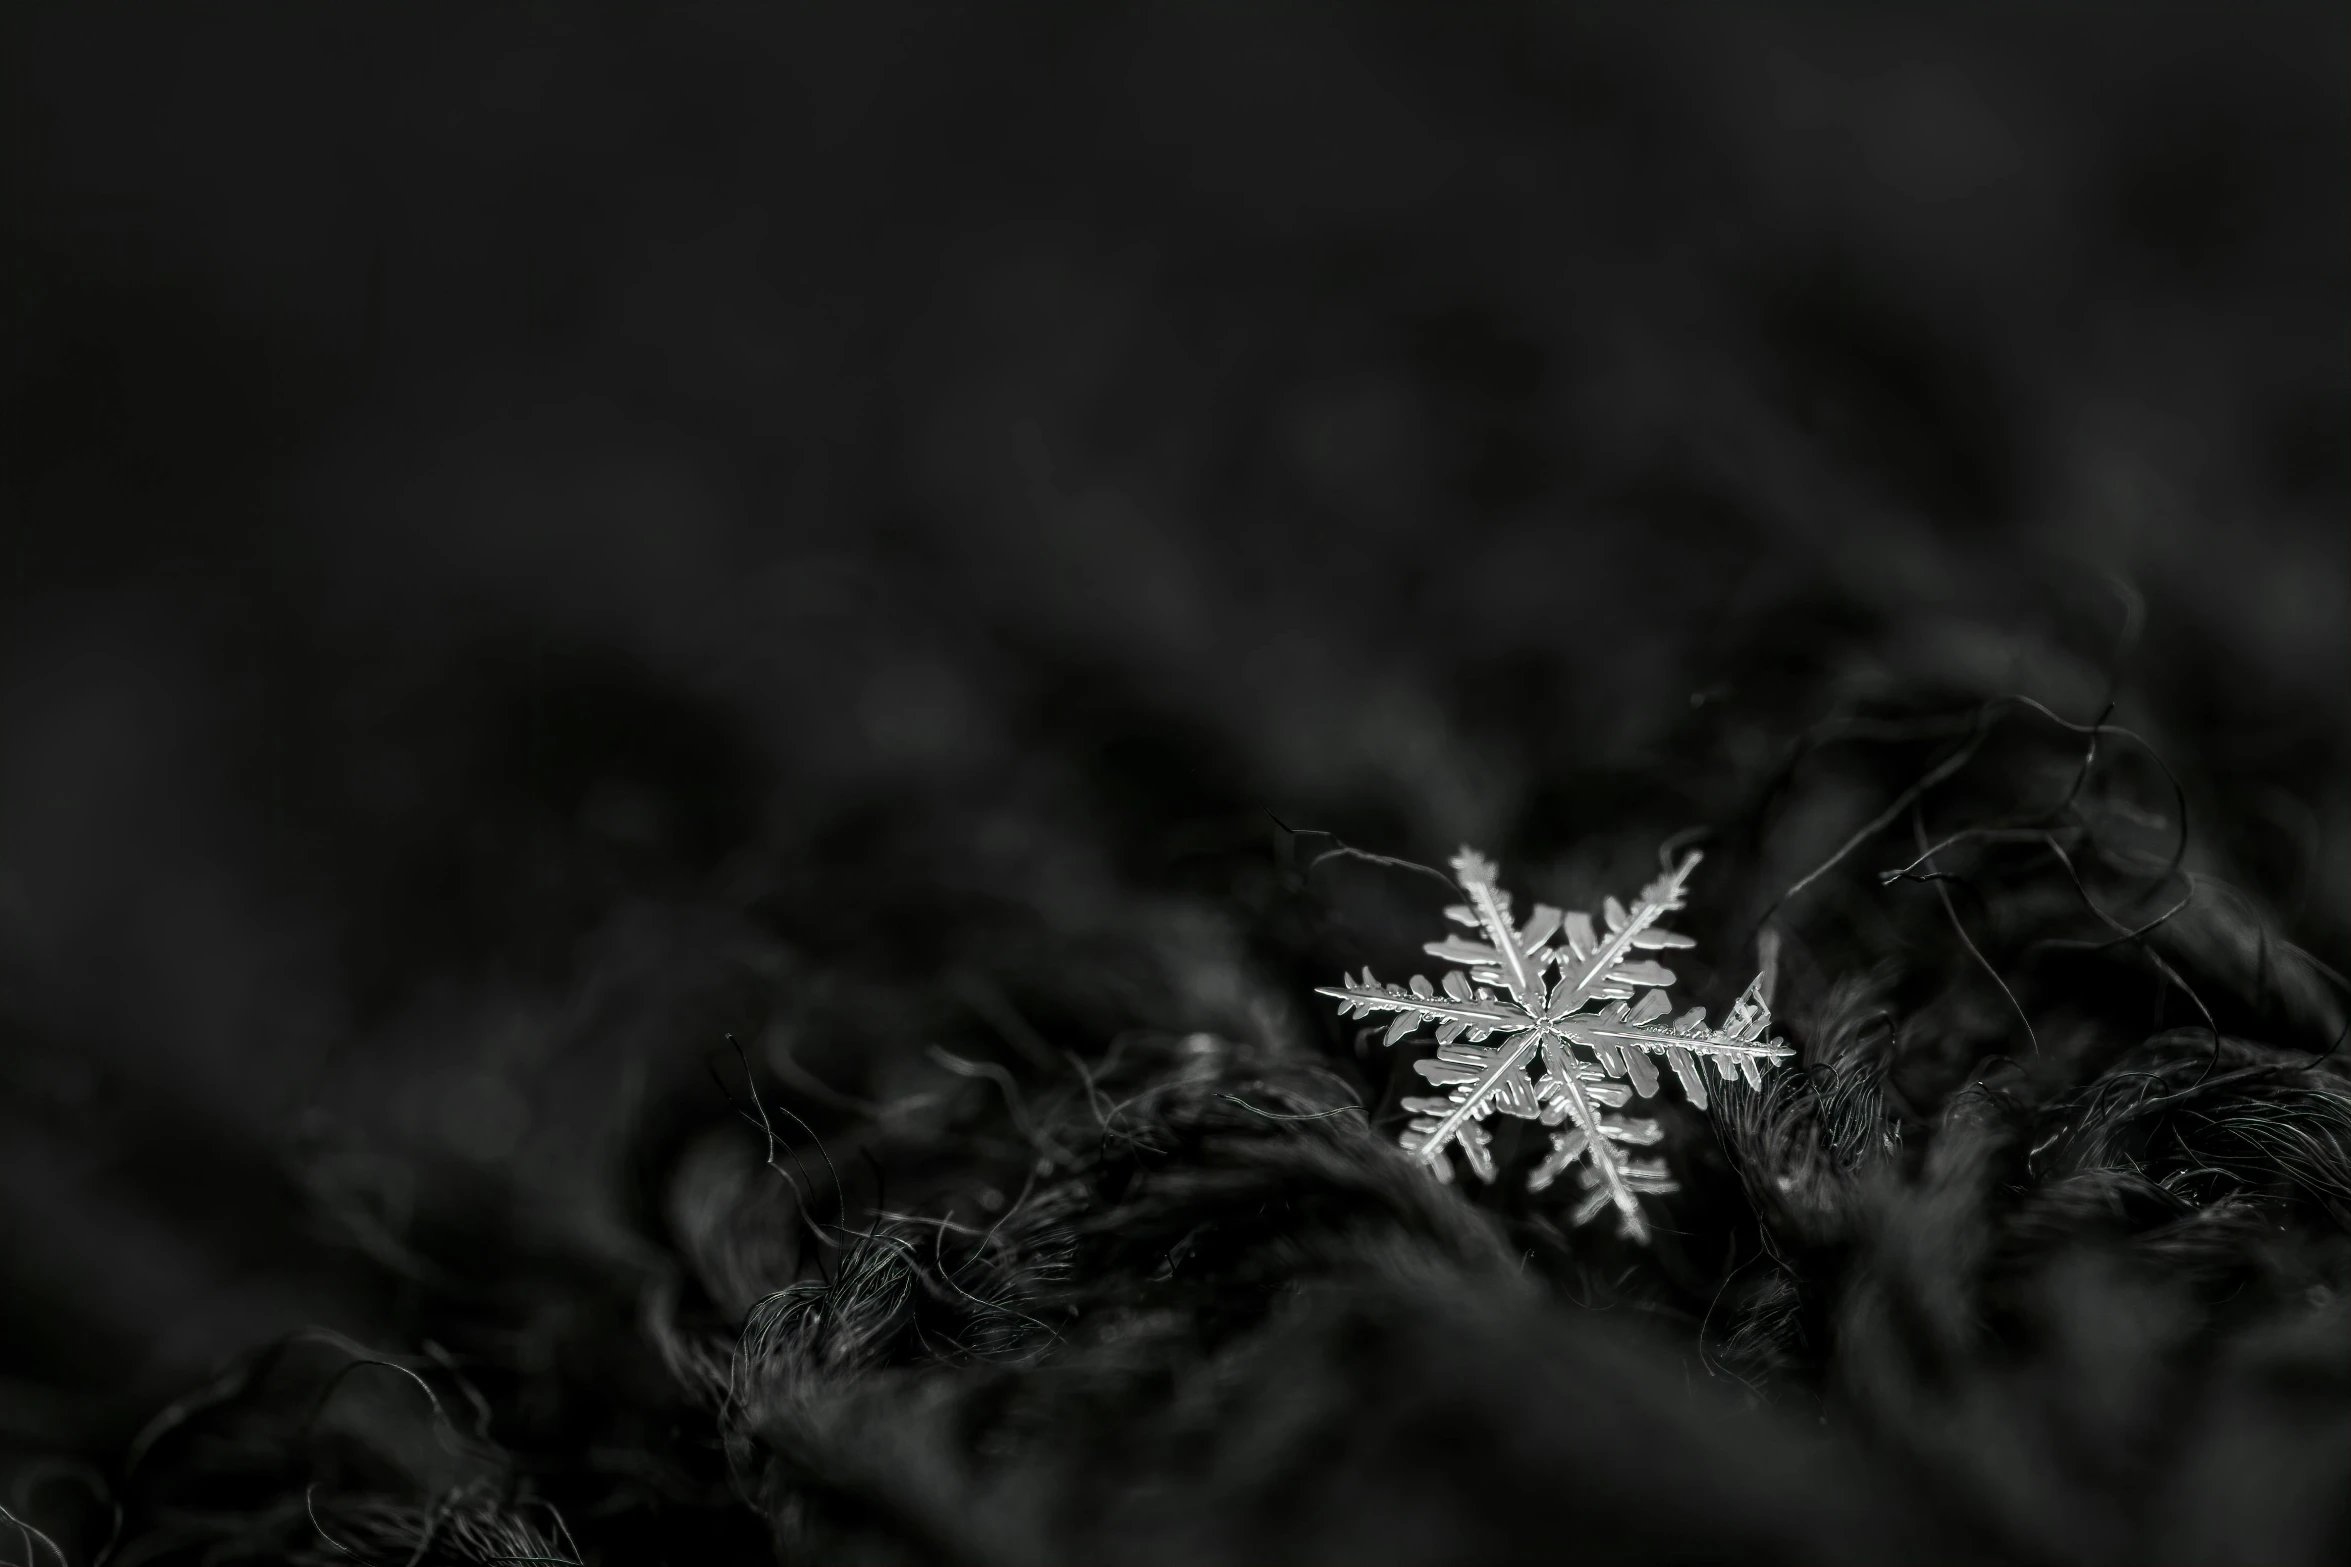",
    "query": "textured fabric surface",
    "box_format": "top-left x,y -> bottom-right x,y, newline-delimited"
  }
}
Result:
2,5 -> 2344,1562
